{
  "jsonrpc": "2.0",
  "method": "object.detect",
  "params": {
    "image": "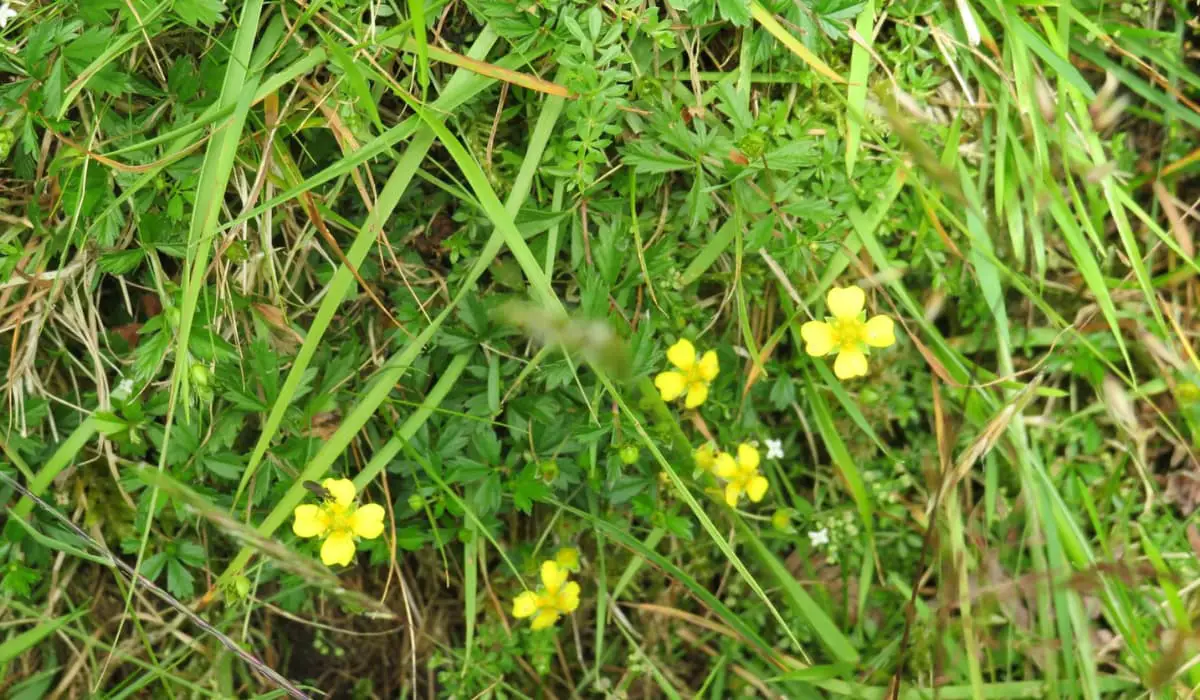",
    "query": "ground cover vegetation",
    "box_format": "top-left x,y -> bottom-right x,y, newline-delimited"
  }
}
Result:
2,0 -> 1200,697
